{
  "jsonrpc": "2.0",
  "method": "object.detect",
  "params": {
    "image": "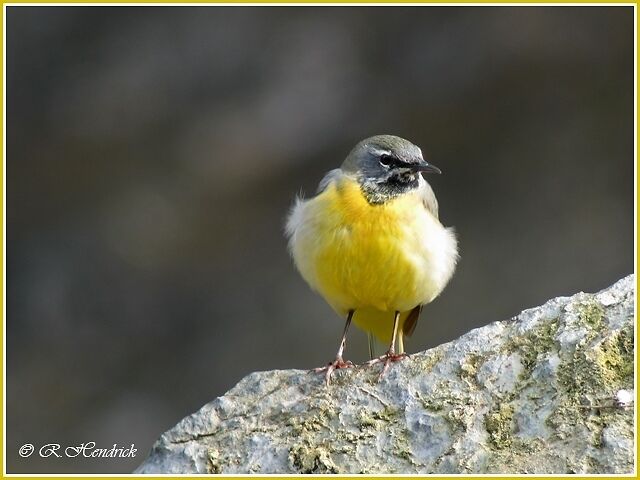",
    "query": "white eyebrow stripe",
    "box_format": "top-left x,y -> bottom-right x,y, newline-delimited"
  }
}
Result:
370,148 -> 392,156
